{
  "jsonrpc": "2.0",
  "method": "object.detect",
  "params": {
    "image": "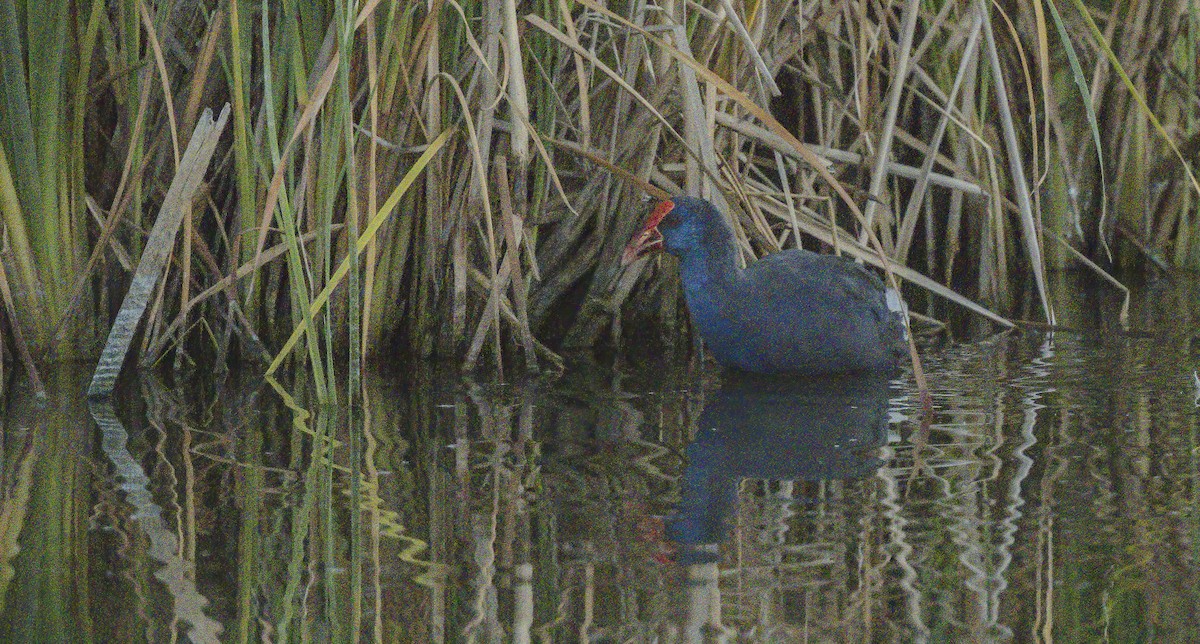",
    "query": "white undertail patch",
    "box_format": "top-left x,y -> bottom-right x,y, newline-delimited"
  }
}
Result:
885,288 -> 909,341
